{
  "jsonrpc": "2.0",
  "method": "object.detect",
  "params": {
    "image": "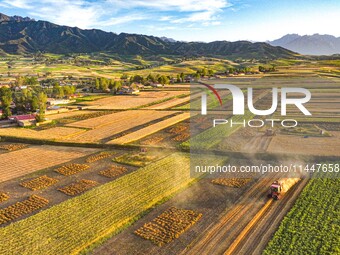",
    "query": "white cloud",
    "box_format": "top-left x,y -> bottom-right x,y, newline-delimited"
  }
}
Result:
0,0 -> 229,28
171,11 -> 218,23
2,0 -> 32,9
109,0 -> 229,26
142,24 -> 178,31
108,0 -> 229,12
159,16 -> 173,21
30,2 -> 101,28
